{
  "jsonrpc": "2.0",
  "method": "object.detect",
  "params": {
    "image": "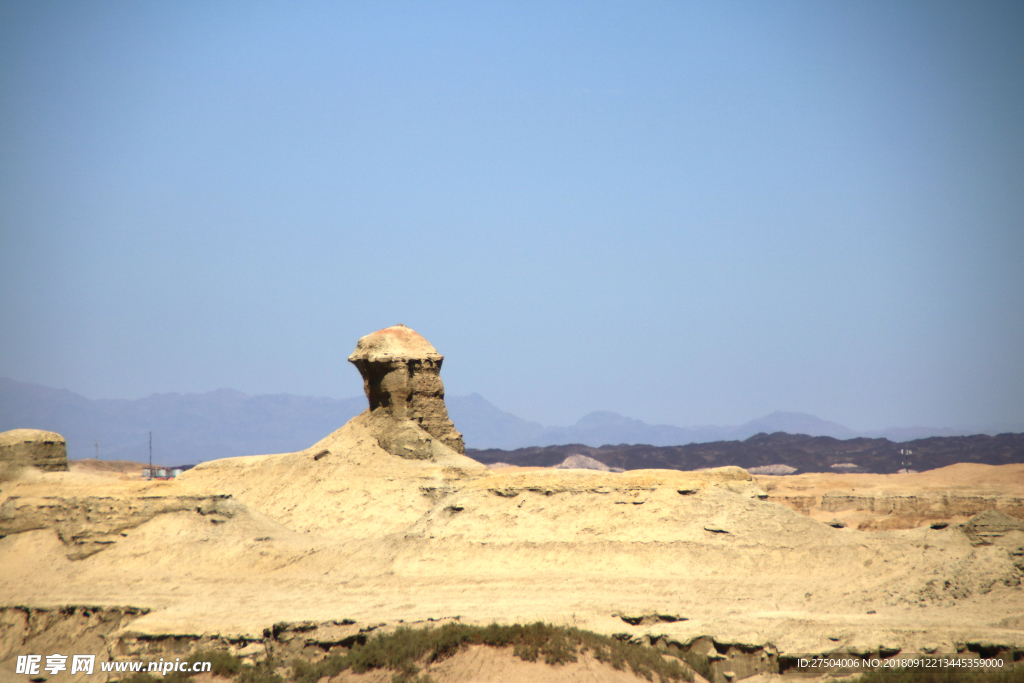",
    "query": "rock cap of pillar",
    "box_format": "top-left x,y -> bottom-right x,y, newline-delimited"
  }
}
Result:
348,325 -> 443,364
0,428 -> 69,476
0,429 -> 65,447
